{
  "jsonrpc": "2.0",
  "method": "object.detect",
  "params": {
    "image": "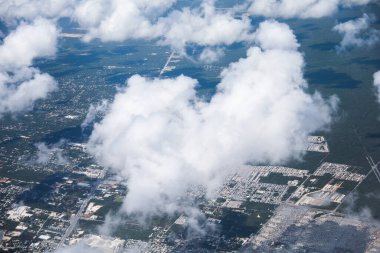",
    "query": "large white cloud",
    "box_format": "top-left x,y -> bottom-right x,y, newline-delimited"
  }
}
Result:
247,0 -> 372,19
2,0 -> 373,56
74,0 -> 253,52
1,0 -> 374,26
75,0 -> 175,42
87,20 -> 338,217
333,14 -> 380,50
253,20 -> 299,50
0,0 -> 75,22
0,18 -> 58,116
0,69 -> 56,115
1,0 -> 253,53
0,18 -> 58,69
154,0 -> 253,51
